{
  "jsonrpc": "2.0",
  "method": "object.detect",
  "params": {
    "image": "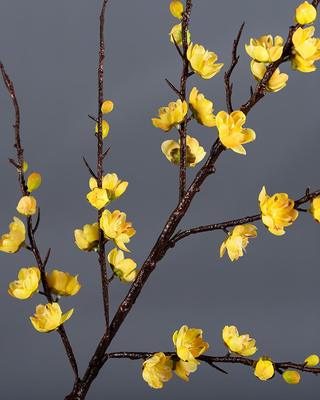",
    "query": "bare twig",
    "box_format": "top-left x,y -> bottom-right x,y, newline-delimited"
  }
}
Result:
83,156 -> 98,179
165,78 -> 182,99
